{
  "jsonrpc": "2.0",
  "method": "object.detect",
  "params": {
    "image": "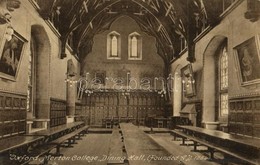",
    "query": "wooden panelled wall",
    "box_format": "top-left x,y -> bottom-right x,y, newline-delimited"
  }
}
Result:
229,96 -> 260,138
0,92 -> 27,139
50,98 -> 67,127
76,91 -> 166,126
